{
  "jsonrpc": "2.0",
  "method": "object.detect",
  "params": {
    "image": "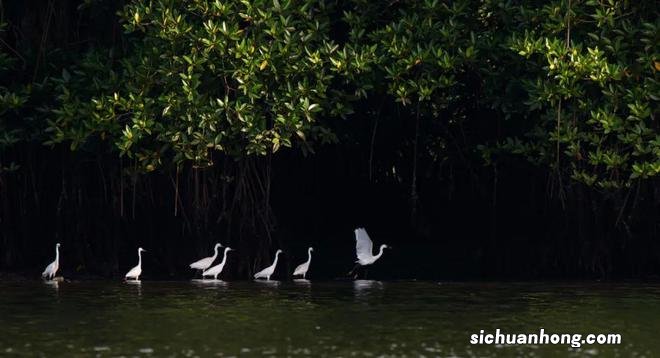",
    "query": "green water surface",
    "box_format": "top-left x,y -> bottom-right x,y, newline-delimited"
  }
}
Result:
0,280 -> 658,357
